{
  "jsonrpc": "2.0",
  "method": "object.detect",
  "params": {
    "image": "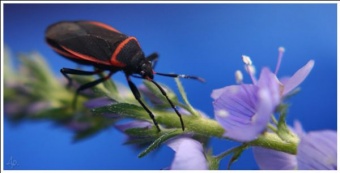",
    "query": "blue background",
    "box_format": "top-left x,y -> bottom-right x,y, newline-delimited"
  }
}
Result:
3,3 -> 337,170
